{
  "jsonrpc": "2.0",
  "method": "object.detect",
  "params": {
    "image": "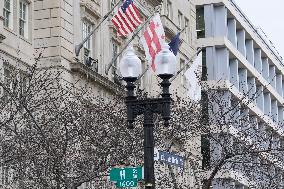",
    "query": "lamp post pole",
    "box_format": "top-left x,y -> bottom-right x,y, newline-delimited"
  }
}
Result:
120,44 -> 176,189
